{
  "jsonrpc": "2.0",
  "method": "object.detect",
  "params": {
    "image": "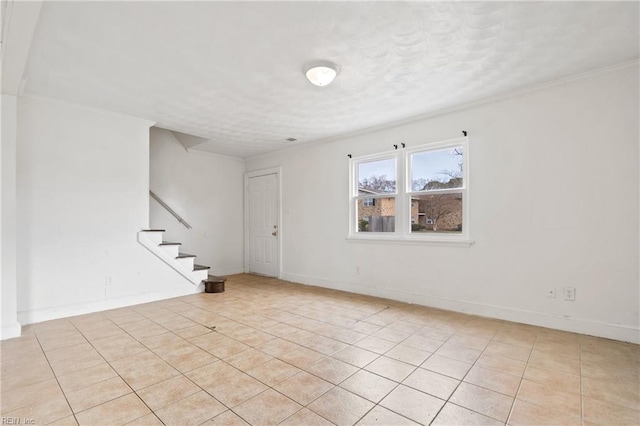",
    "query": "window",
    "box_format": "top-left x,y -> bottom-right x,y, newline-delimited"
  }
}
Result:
355,158 -> 396,233
349,137 -> 469,243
